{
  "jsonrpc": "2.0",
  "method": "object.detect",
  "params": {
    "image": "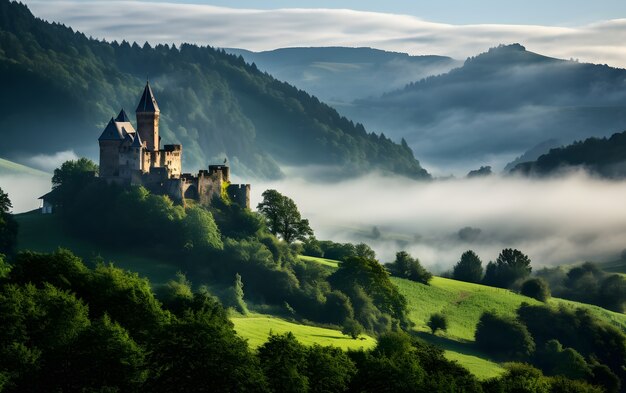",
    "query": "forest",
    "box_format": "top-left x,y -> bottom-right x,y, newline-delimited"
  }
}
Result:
0,0 -> 429,180
1,158 -> 625,391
